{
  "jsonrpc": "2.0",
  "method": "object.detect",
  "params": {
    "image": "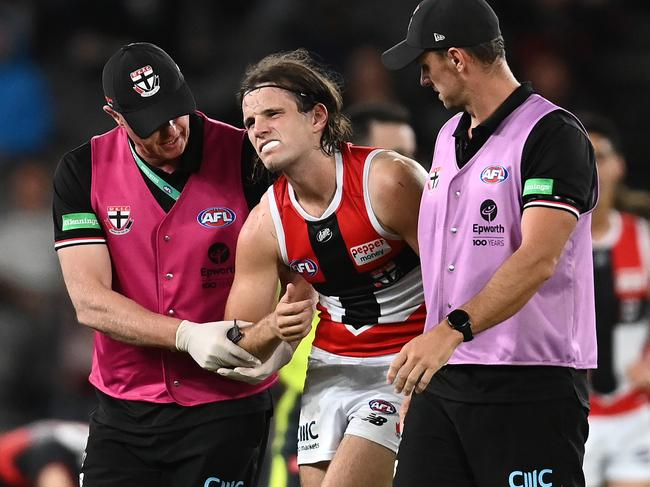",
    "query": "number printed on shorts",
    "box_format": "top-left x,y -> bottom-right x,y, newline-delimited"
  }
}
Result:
362,413 -> 388,426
